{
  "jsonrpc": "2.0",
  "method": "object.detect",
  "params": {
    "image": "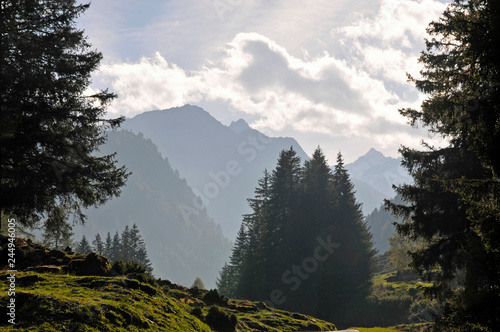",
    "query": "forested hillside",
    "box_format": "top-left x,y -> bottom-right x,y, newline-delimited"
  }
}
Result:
73,130 -> 231,287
